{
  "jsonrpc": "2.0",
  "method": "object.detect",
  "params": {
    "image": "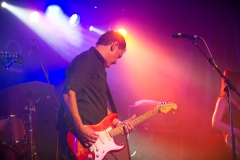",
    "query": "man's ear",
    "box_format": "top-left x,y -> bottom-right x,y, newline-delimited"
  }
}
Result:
111,44 -> 114,51
111,41 -> 119,51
